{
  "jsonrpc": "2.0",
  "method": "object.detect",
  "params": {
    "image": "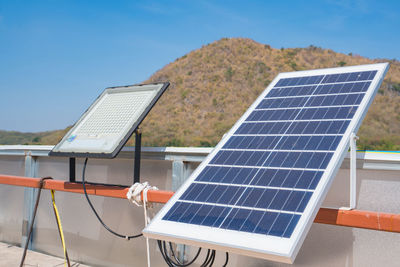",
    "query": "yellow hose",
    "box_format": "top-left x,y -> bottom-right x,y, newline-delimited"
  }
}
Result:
51,190 -> 69,267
